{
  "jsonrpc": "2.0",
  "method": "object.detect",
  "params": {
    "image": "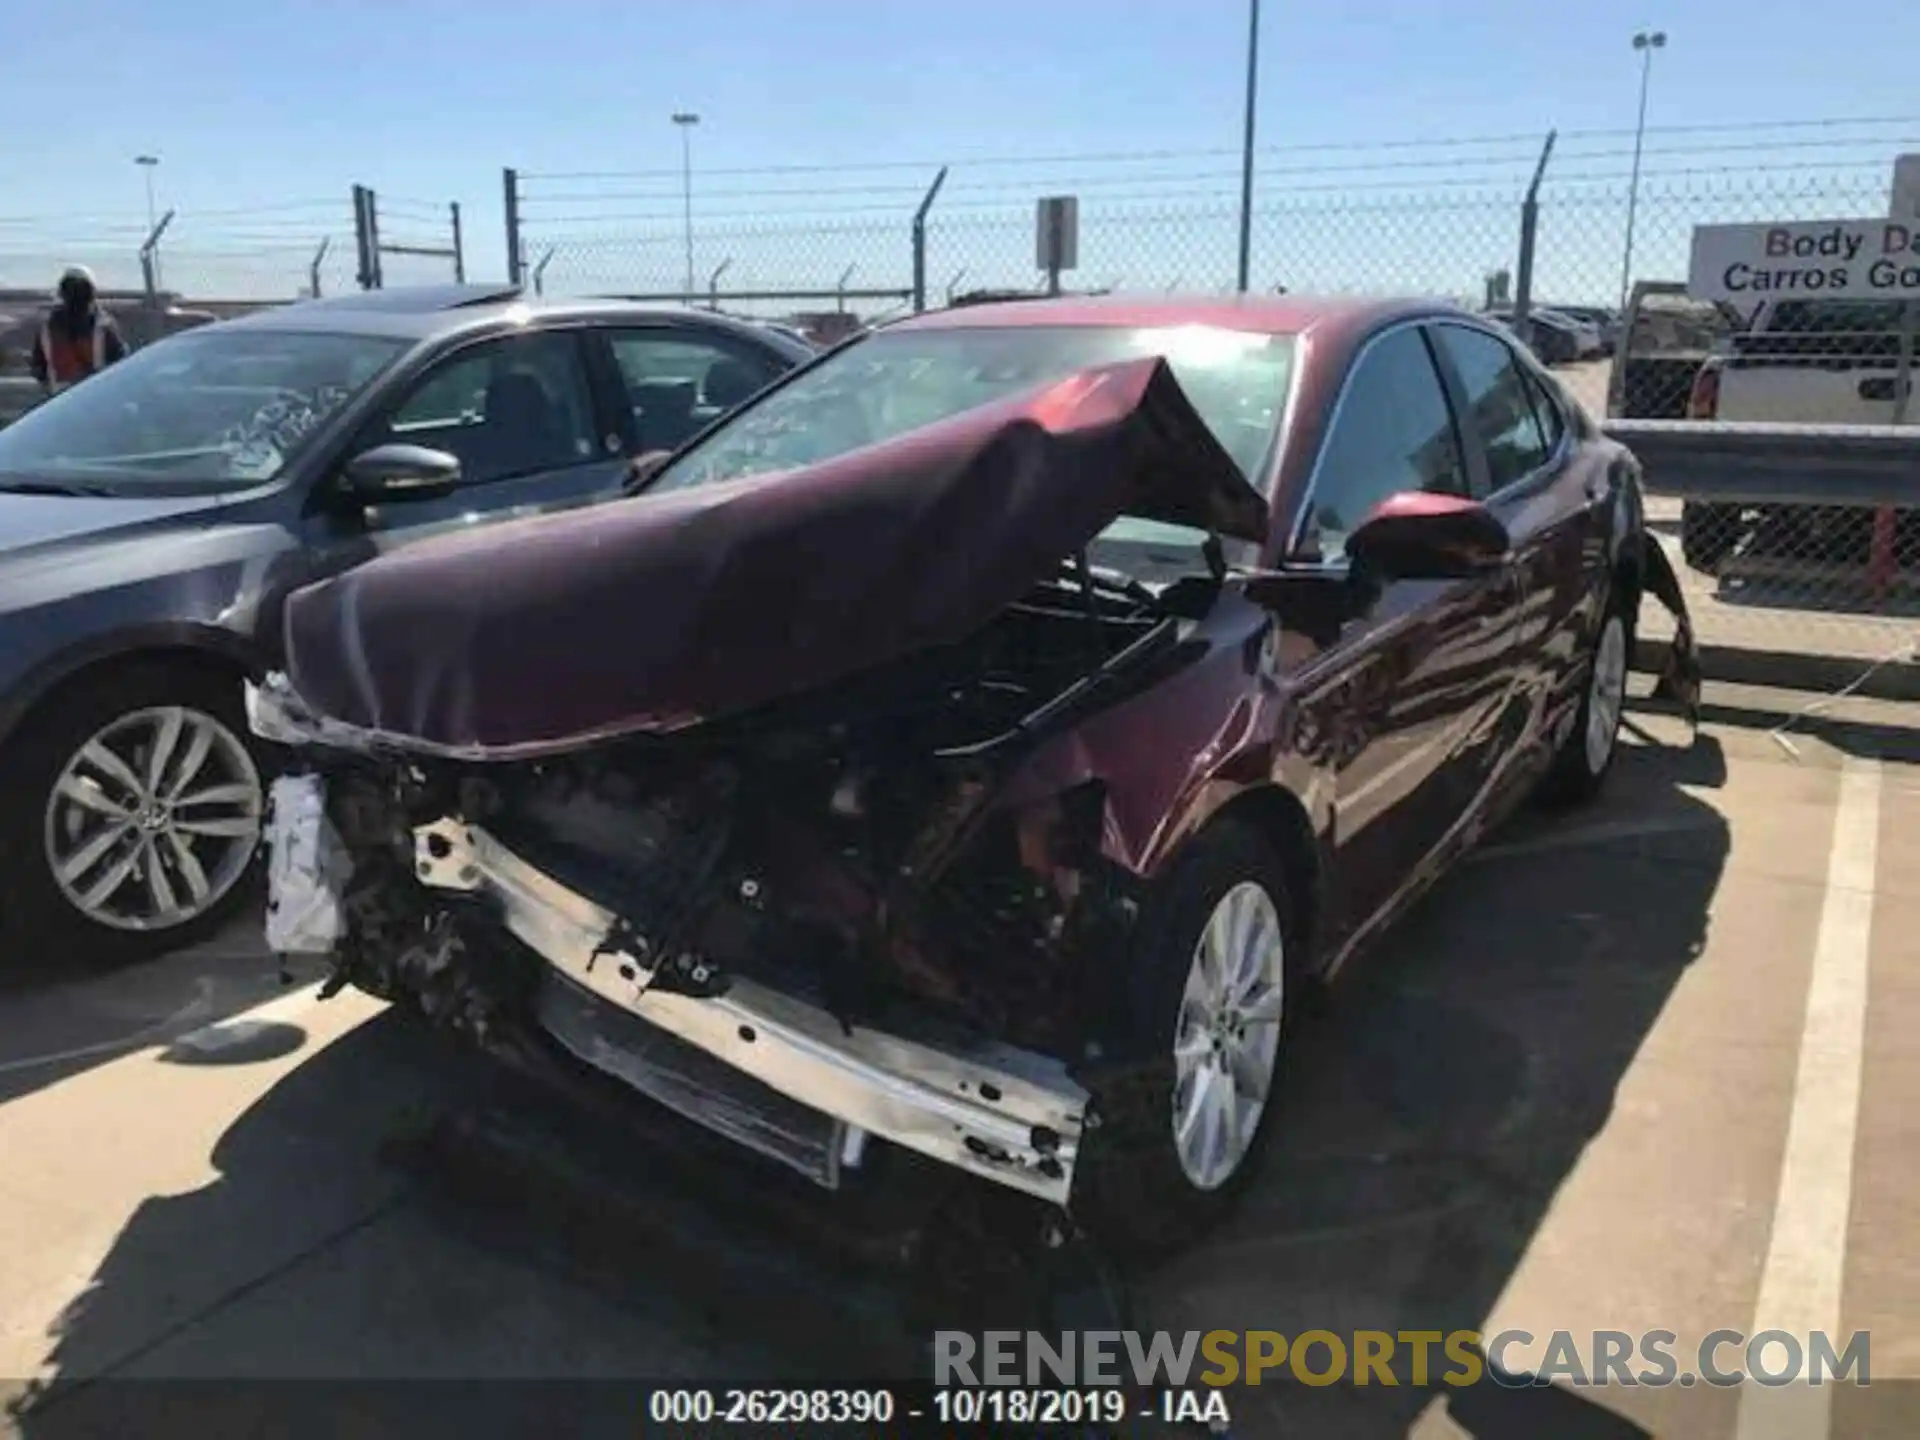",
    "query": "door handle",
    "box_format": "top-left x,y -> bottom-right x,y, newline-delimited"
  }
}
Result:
1859,375 -> 1905,402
